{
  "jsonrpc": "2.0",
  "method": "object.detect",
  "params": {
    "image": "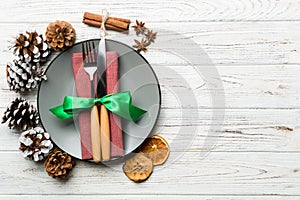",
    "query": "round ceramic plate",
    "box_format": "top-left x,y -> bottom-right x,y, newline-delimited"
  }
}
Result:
38,39 -> 161,160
